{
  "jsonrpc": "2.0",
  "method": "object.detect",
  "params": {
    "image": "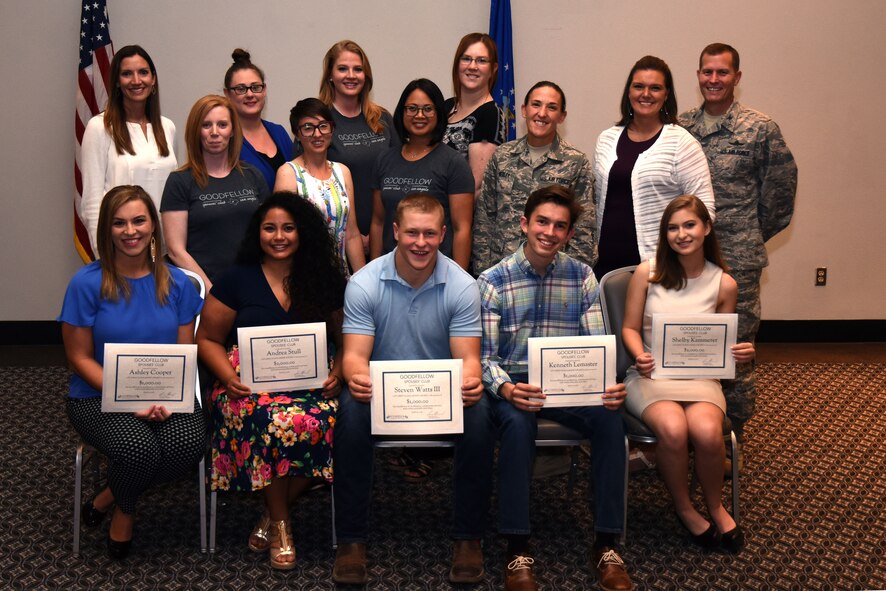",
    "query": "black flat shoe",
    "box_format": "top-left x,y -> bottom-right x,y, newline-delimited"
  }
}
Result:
678,517 -> 721,549
107,535 -> 132,560
720,525 -> 745,554
82,498 -> 108,528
